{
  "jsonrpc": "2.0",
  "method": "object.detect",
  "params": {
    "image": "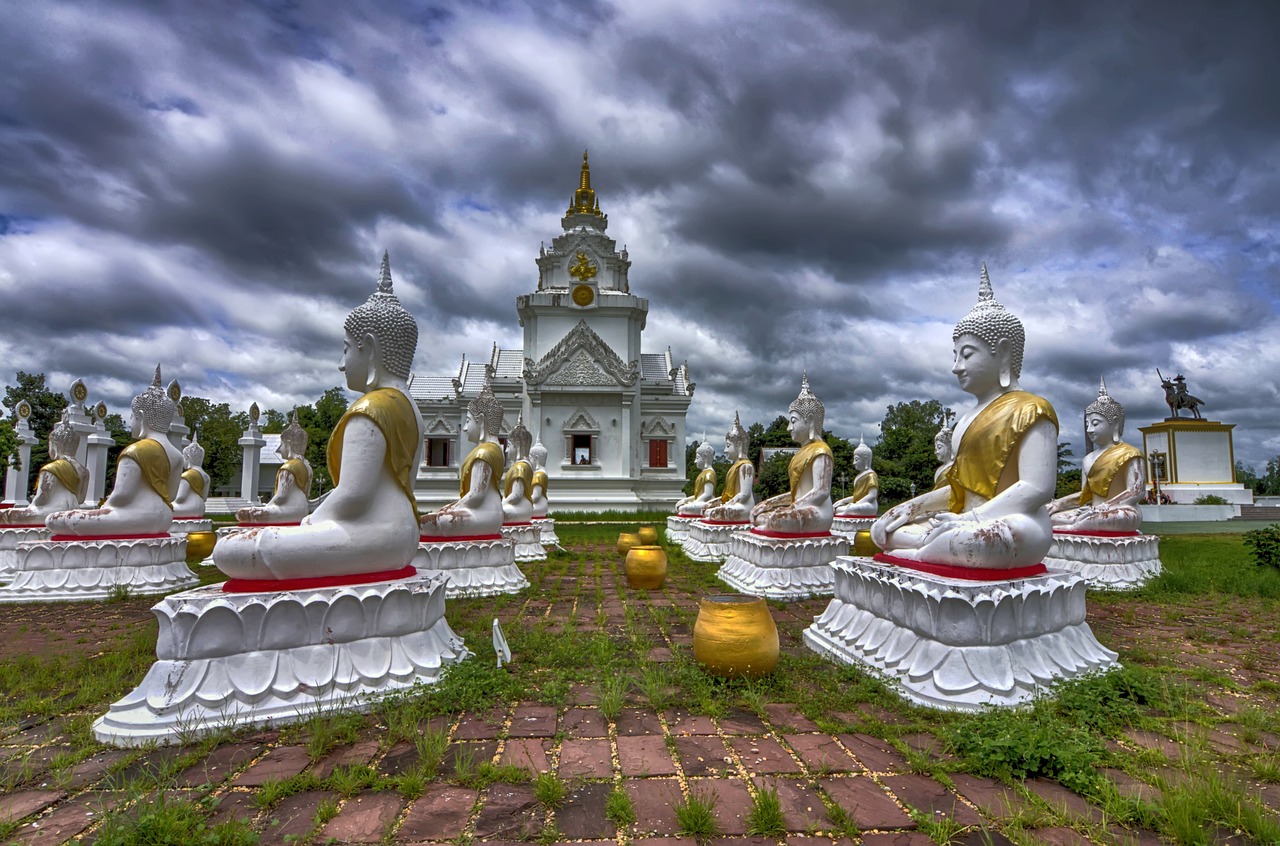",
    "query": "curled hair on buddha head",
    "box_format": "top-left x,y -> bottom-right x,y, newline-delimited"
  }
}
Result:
182,431 -> 206,467
695,437 -> 715,463
280,410 -> 309,456
725,411 -> 748,453
934,423 -> 953,450
952,263 -> 1025,383
131,365 -> 177,433
468,376 -> 504,436
529,437 -> 548,468
510,413 -> 532,458
49,410 -> 80,459
854,433 -> 872,459
788,372 -> 825,432
344,251 -> 419,381
1085,376 -> 1125,441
